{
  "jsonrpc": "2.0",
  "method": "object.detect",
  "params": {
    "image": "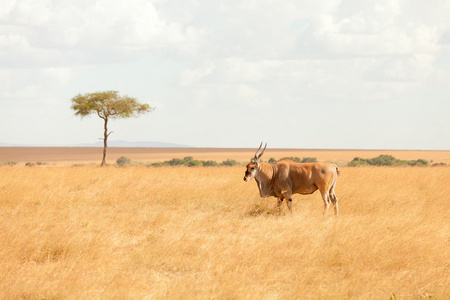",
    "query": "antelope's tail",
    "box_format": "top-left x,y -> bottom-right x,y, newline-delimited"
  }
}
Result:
334,164 -> 340,176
